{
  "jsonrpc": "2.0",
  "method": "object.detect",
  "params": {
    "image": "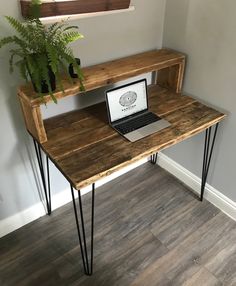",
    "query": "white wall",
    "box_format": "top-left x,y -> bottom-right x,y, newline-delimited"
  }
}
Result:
163,0 -> 236,202
0,0 -> 166,222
